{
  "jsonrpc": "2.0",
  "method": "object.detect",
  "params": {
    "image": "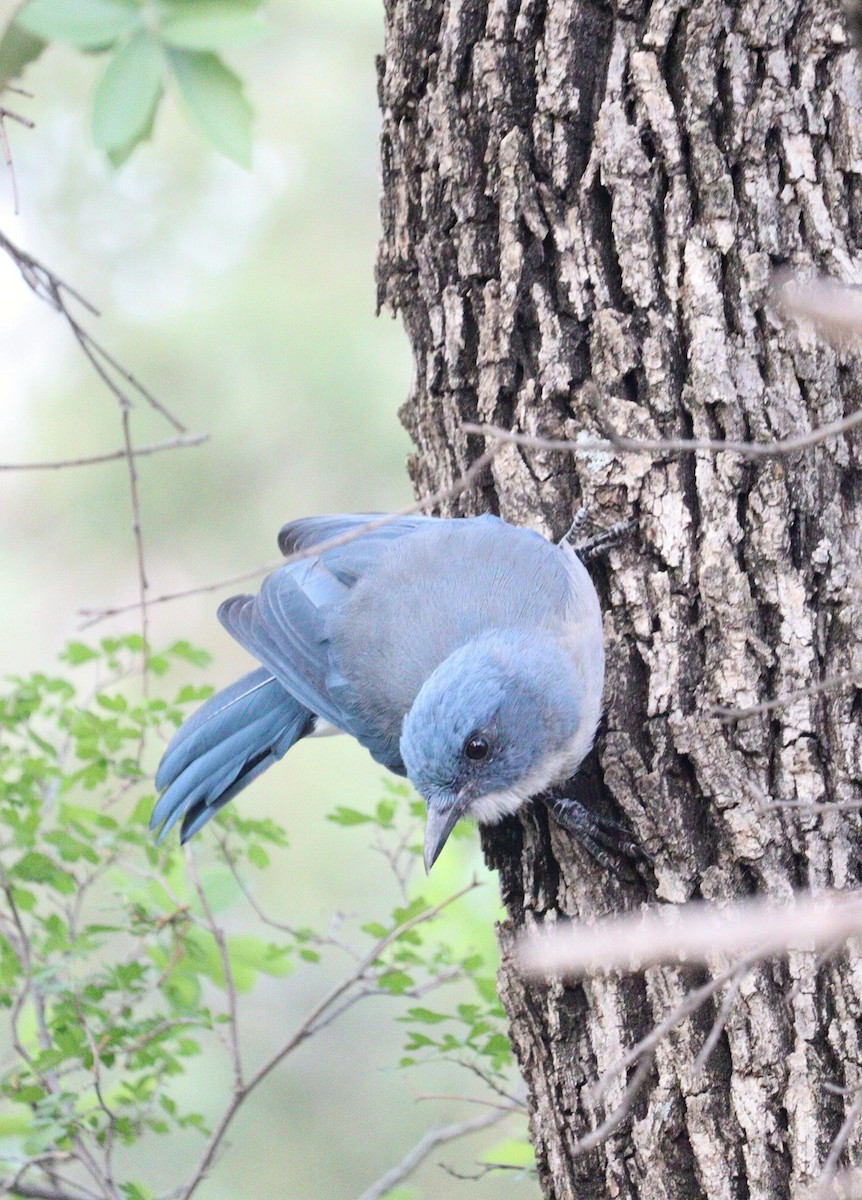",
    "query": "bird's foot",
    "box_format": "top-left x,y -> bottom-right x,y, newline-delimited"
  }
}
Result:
561,507 -> 636,563
543,794 -> 651,879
